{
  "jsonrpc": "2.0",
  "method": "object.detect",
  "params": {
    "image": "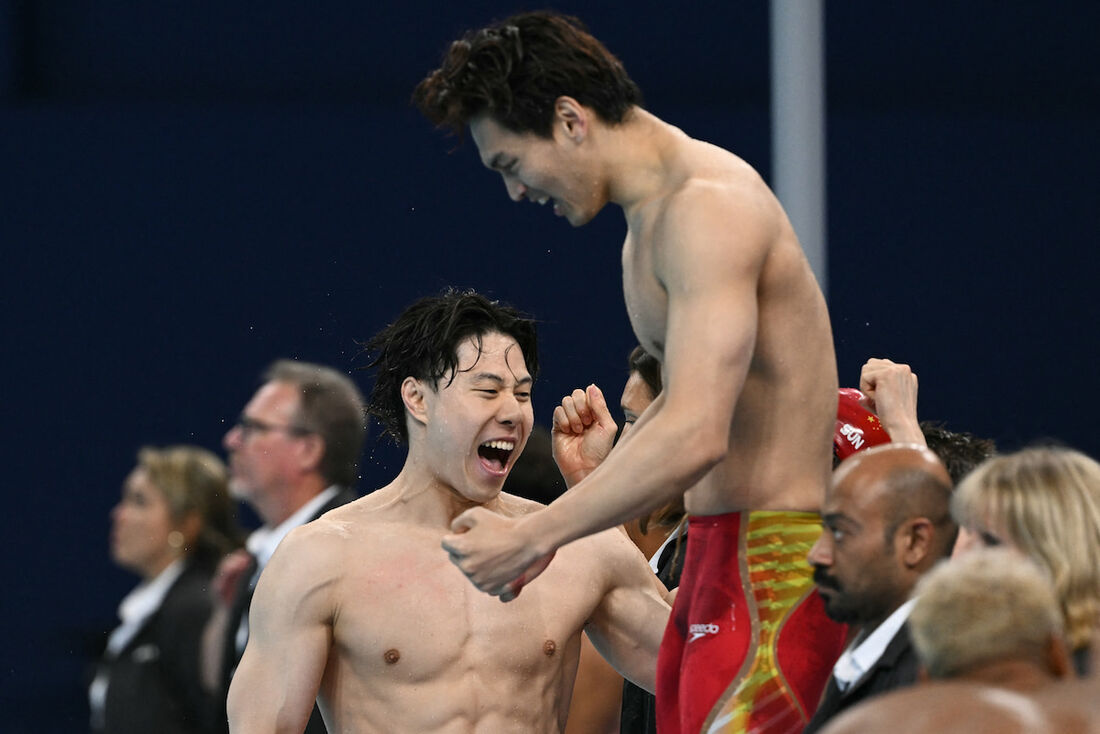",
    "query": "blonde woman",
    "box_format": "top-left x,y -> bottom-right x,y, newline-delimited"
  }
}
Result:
952,445 -> 1100,675
90,446 -> 242,734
